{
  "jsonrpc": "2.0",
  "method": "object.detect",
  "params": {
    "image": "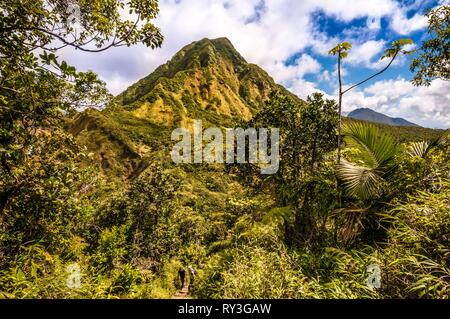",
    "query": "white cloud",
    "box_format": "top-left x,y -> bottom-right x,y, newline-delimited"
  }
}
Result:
342,78 -> 450,128
288,78 -> 326,100
58,0 -> 430,93
390,11 -> 428,35
270,54 -> 322,84
312,0 -> 397,21
346,40 -> 386,68
295,54 -> 322,77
